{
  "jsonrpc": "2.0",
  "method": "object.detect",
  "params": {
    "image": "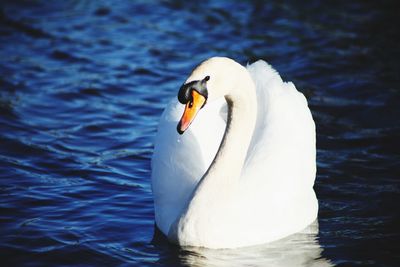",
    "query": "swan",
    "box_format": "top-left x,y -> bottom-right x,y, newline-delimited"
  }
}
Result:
151,57 -> 318,249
